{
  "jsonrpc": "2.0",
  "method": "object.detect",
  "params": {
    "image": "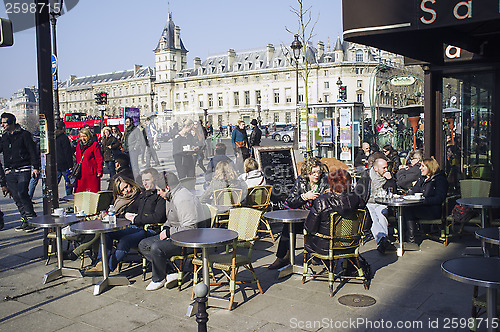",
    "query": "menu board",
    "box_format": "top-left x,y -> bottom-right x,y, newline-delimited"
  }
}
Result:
253,146 -> 298,203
